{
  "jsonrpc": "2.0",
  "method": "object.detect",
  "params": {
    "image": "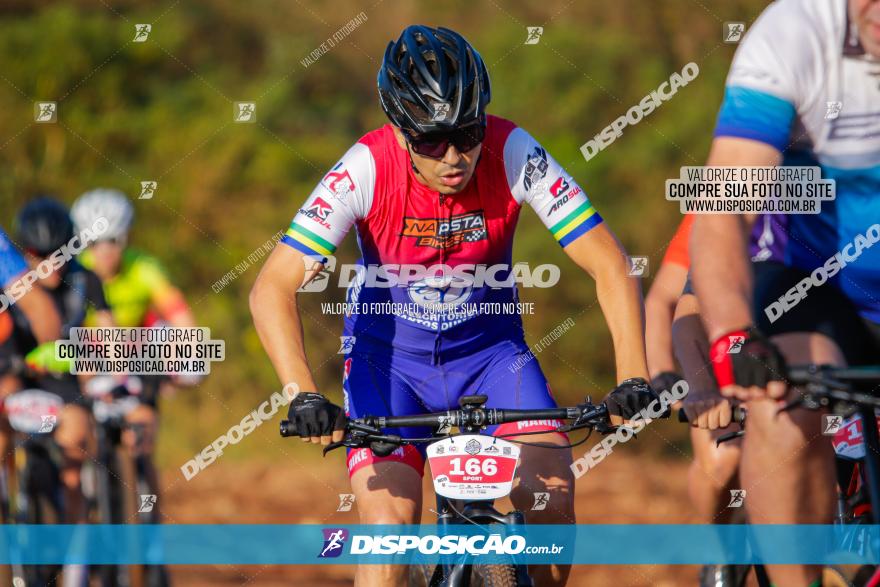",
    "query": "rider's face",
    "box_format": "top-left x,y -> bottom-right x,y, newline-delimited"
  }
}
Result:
851,0 -> 880,58
24,253 -> 63,289
393,127 -> 482,195
90,239 -> 125,279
